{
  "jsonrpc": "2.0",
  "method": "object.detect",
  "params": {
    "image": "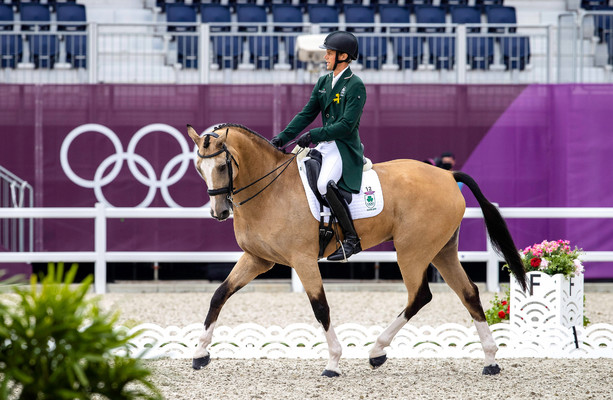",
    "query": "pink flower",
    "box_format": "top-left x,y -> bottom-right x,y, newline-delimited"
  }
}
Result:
540,258 -> 549,269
